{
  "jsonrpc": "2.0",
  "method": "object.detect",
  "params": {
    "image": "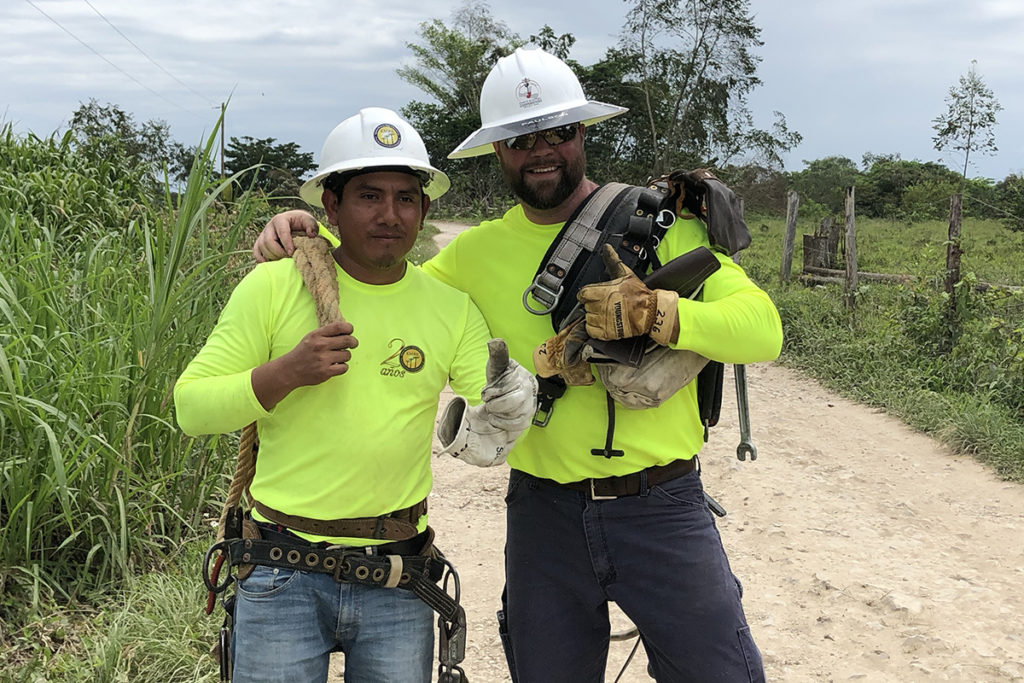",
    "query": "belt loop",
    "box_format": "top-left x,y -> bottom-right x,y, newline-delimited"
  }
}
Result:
639,469 -> 650,497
